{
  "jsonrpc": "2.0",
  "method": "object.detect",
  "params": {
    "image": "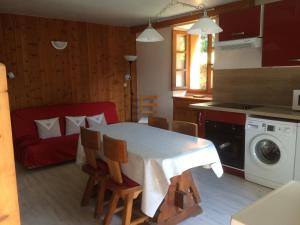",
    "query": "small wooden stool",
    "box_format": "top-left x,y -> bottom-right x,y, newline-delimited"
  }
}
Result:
138,95 -> 158,124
